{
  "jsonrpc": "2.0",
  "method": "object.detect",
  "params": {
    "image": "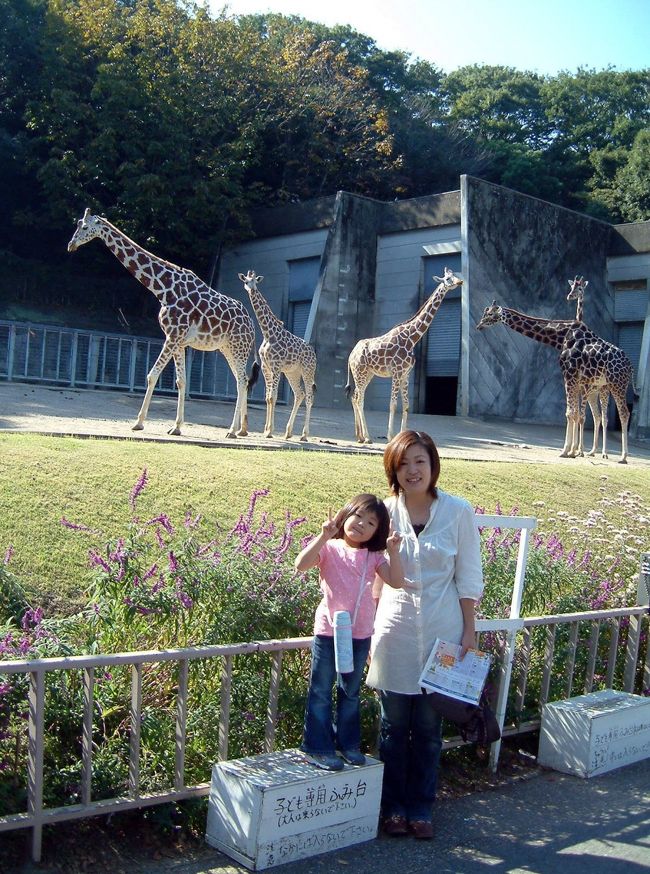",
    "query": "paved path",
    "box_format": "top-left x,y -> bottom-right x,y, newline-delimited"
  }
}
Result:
18,758 -> 649,873
2,381 -> 649,466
